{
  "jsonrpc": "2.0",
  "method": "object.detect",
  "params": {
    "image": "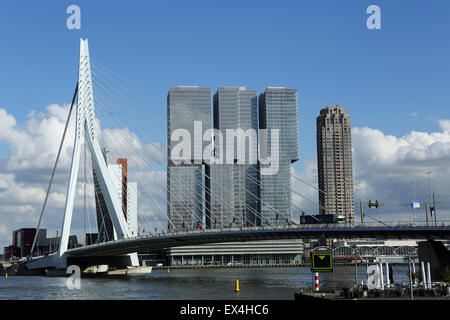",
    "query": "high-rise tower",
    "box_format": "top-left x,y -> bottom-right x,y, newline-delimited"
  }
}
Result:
316,106 -> 354,223
167,86 -> 211,231
206,87 -> 259,228
258,87 -> 299,225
